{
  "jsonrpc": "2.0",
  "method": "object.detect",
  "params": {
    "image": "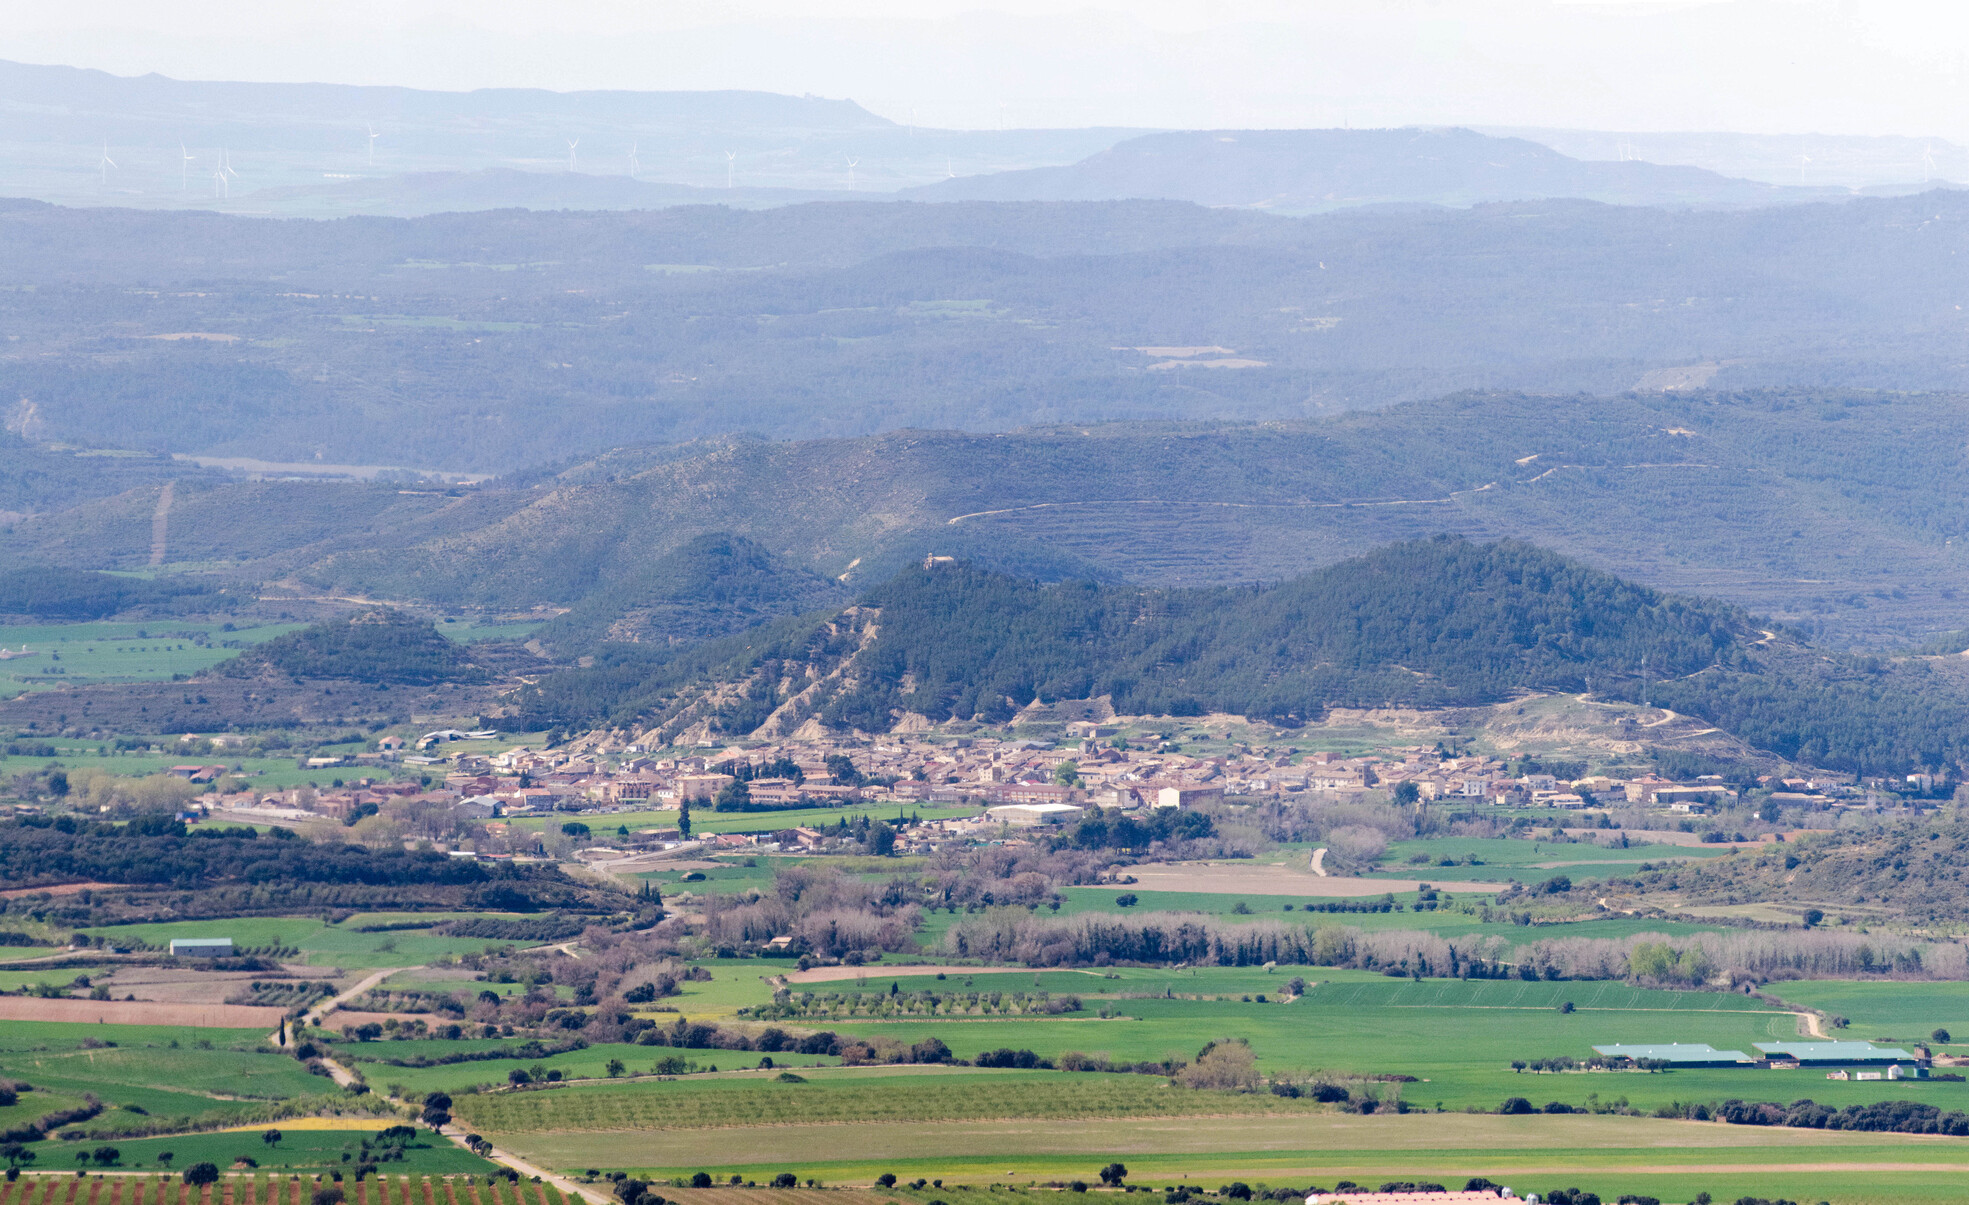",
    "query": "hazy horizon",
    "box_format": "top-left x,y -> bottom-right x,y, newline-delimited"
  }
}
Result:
5,0 -> 1968,141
